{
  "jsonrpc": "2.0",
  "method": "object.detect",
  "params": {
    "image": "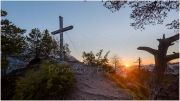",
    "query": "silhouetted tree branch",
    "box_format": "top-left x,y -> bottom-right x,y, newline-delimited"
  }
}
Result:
104,1 -> 179,30
157,34 -> 179,46
165,33 -> 179,43
166,52 -> 179,62
137,47 -> 157,55
166,19 -> 179,31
